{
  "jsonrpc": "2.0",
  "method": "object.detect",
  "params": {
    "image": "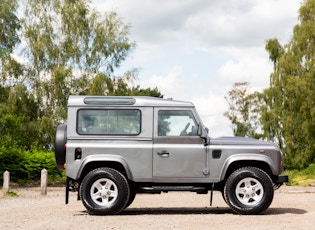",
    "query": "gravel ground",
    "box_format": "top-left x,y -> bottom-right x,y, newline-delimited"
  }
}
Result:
1,186 -> 315,230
